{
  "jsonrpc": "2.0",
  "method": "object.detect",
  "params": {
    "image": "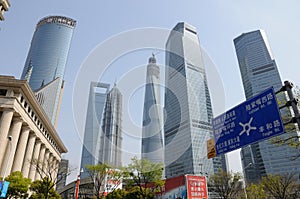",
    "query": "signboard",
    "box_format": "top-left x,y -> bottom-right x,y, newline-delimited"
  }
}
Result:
0,181 -> 10,198
212,87 -> 284,156
207,138 -> 216,159
186,175 -> 208,199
